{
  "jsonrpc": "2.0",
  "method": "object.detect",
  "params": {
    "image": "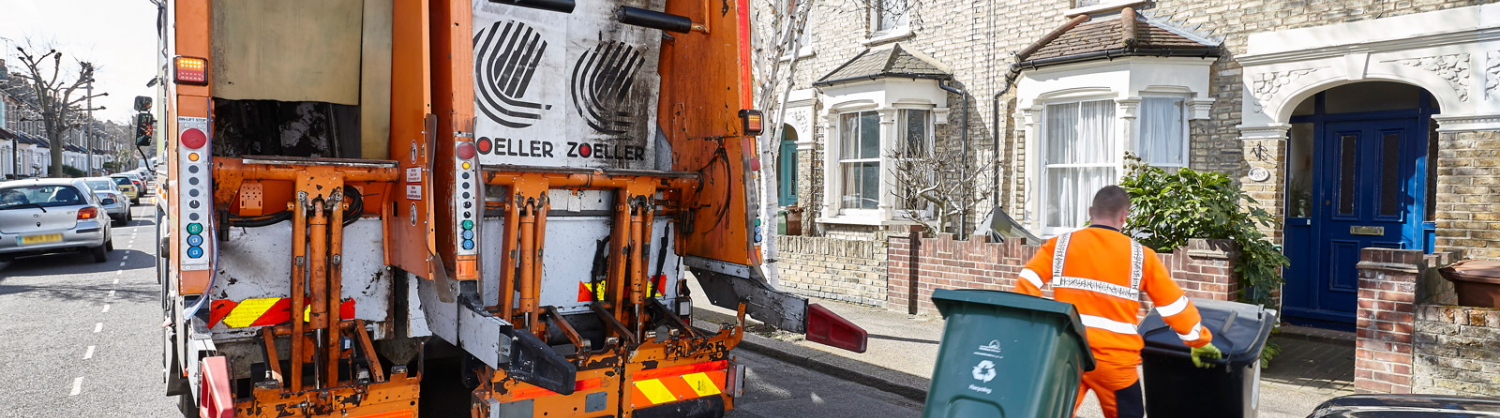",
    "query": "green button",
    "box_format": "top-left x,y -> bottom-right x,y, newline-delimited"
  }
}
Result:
462,220 -> 474,230
754,218 -> 761,227
187,223 -> 203,235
